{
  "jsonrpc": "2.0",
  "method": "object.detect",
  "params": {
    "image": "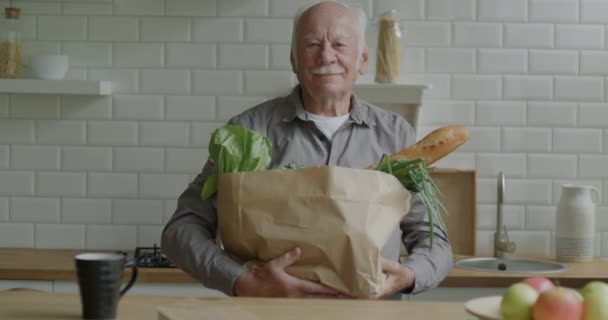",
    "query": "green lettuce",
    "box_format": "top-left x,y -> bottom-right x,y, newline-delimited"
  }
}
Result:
200,124 -> 272,200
